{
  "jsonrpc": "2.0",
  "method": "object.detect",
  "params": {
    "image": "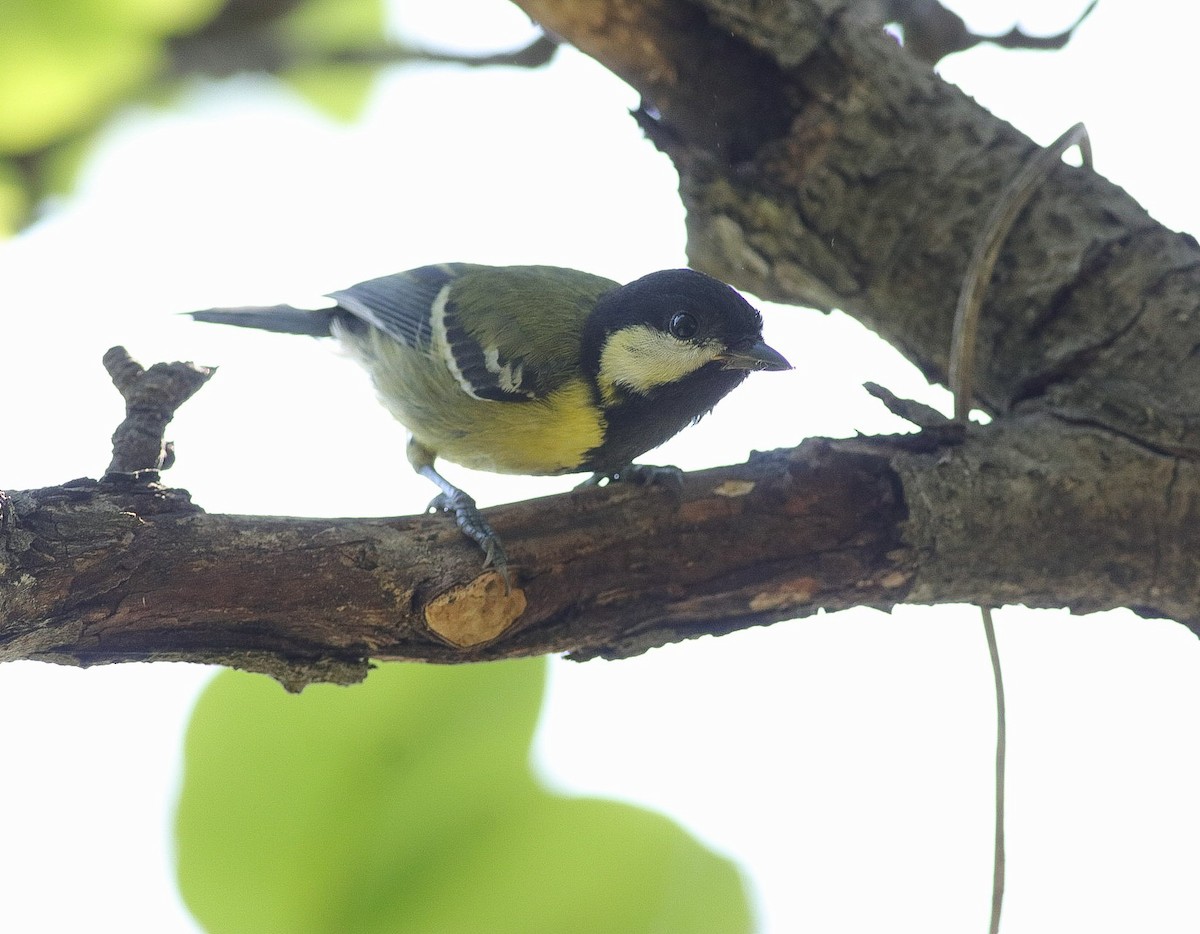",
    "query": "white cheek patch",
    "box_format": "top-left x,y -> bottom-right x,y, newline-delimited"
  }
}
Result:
600,325 -> 723,396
